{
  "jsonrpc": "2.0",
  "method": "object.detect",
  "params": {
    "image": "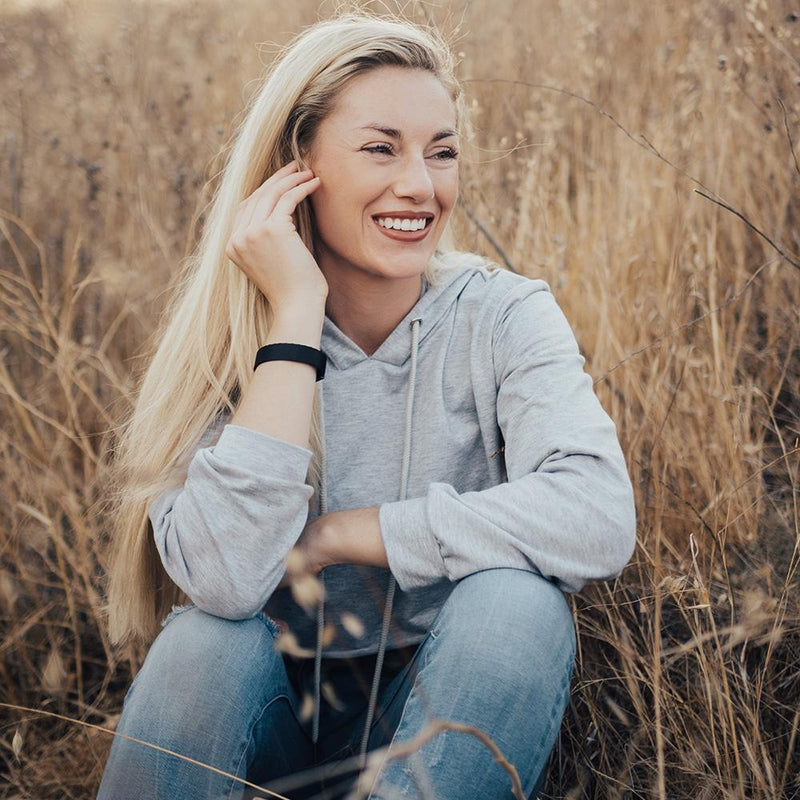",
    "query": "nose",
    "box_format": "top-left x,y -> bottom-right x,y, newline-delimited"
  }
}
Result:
392,152 -> 435,203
